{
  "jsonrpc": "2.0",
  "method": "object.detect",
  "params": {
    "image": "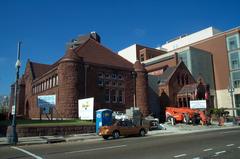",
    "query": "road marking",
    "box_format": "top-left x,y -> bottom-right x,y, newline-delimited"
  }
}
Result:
174,154 -> 187,158
11,146 -> 43,159
192,157 -> 200,159
226,144 -> 234,147
203,148 -> 213,152
238,146 -> 240,149
221,130 -> 240,134
65,145 -> 127,154
215,150 -> 226,155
